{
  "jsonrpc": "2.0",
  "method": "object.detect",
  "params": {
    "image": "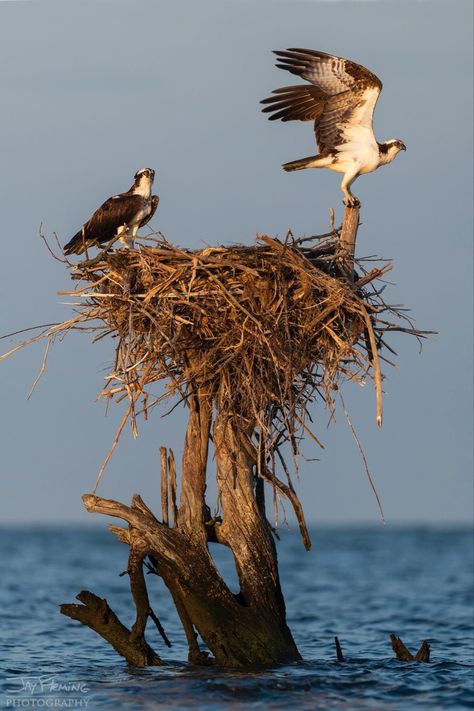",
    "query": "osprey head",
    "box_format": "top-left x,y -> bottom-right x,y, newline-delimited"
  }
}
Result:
389,139 -> 406,153
135,167 -> 155,183
379,139 -> 406,165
